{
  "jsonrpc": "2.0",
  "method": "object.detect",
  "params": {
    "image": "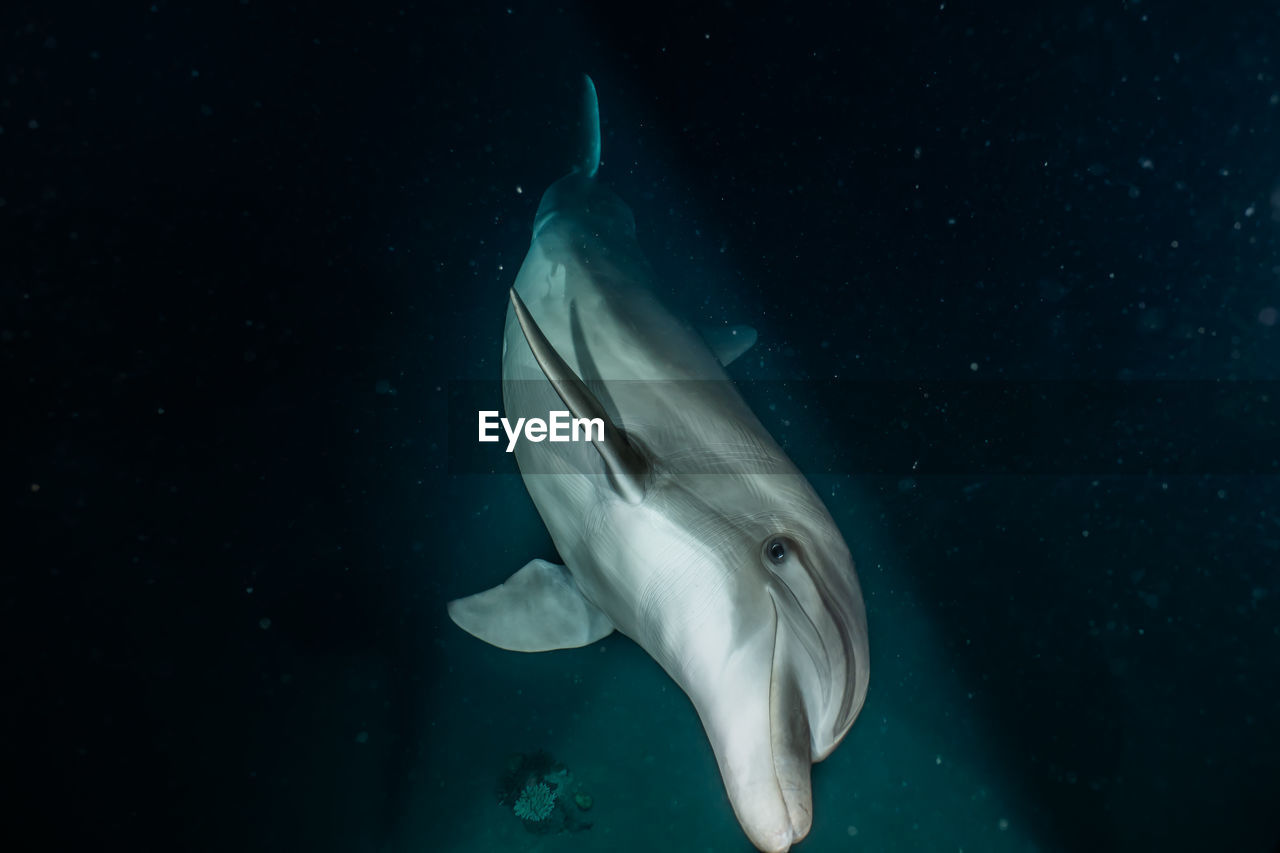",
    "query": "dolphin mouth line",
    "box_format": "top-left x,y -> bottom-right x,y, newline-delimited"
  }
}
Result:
767,581 -> 834,717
